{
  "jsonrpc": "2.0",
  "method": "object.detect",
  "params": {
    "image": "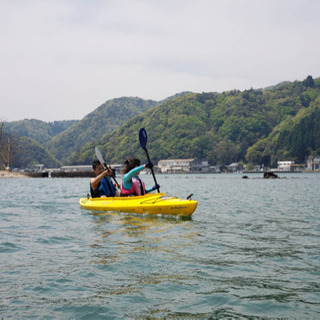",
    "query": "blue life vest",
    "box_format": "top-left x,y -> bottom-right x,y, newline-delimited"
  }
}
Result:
90,177 -> 116,198
99,177 -> 116,197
